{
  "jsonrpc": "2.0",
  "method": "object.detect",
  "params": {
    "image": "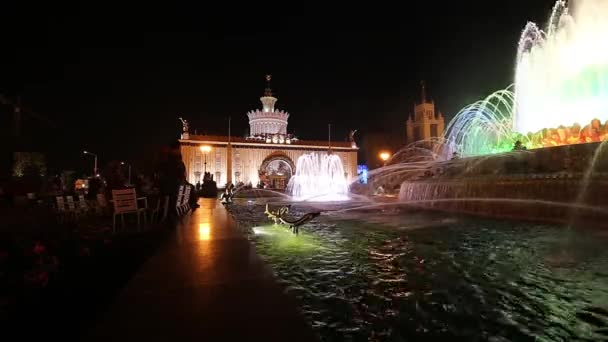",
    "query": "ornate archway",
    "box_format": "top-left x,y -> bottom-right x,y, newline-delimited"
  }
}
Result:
258,152 -> 296,190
